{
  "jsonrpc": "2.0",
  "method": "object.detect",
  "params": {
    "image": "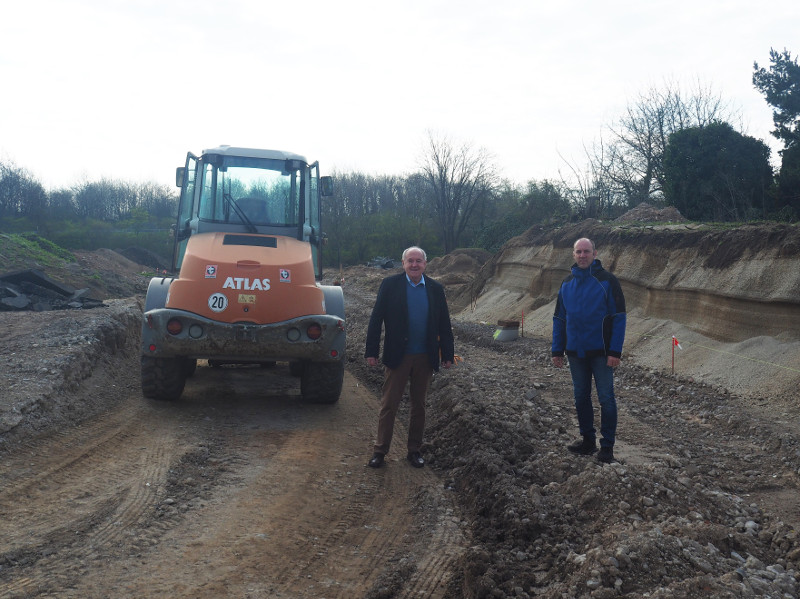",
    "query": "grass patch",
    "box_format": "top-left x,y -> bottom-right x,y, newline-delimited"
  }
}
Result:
0,233 -> 76,271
